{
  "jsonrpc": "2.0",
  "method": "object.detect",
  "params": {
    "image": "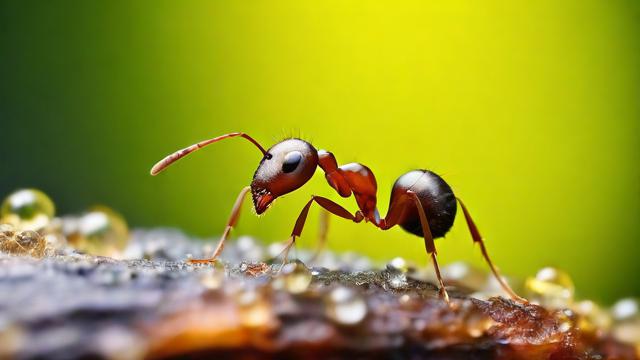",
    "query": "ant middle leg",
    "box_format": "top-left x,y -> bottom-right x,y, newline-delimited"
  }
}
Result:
456,197 -> 527,303
275,196 -> 364,265
189,186 -> 251,264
